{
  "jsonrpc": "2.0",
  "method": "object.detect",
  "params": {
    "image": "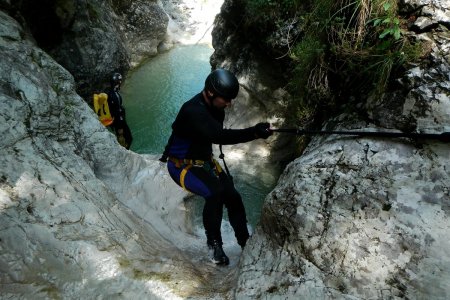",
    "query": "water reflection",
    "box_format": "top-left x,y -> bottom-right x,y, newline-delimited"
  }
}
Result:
122,44 -> 214,154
